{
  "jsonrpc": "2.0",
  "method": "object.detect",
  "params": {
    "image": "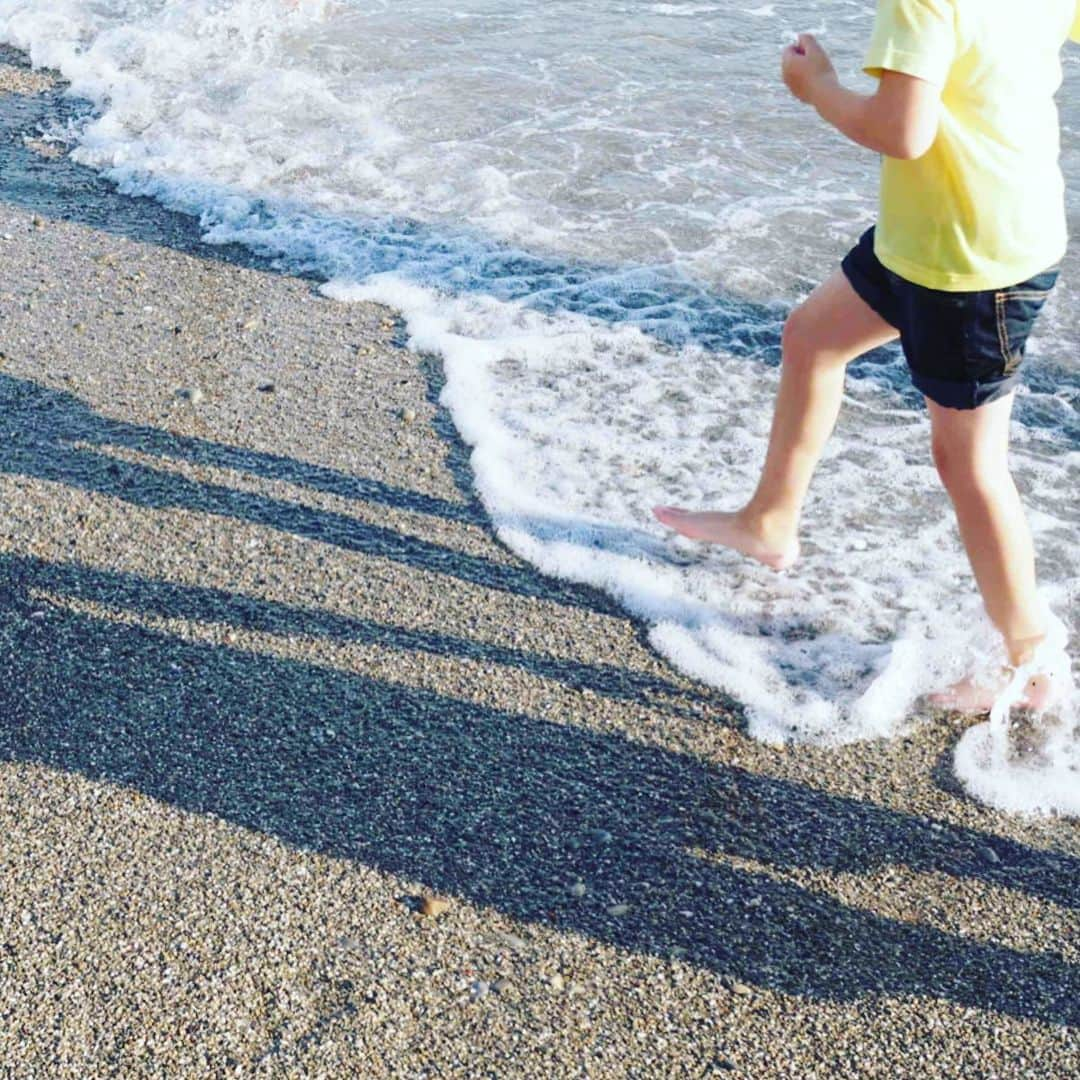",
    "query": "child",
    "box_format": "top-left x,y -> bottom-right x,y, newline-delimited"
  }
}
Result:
655,1 -> 1080,710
